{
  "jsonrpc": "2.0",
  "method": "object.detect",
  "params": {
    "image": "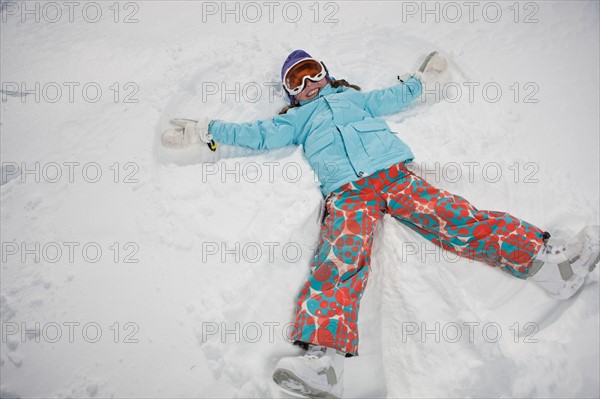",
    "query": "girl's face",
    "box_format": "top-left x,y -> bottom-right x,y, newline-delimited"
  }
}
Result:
295,78 -> 329,103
